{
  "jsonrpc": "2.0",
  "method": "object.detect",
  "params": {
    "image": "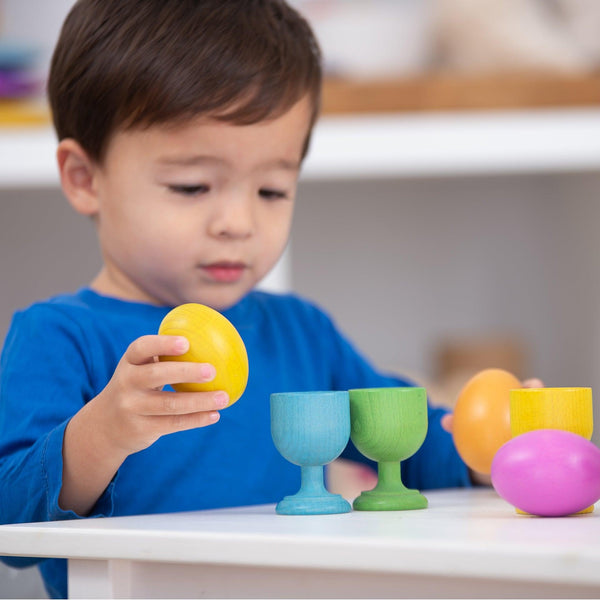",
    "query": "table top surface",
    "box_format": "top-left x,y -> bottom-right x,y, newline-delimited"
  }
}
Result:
1,488 -> 599,586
